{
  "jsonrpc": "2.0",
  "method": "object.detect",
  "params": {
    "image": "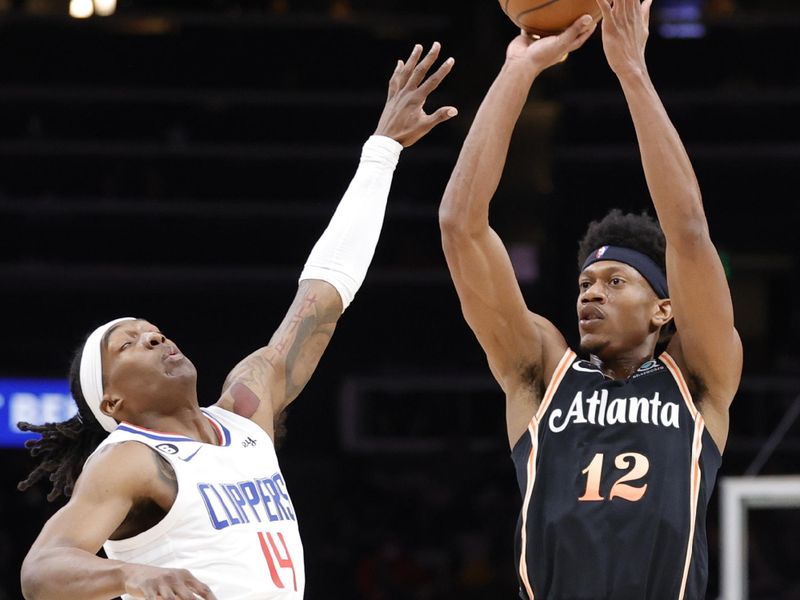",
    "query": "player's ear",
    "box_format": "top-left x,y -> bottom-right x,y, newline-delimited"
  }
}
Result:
101,395 -> 123,418
652,298 -> 672,329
